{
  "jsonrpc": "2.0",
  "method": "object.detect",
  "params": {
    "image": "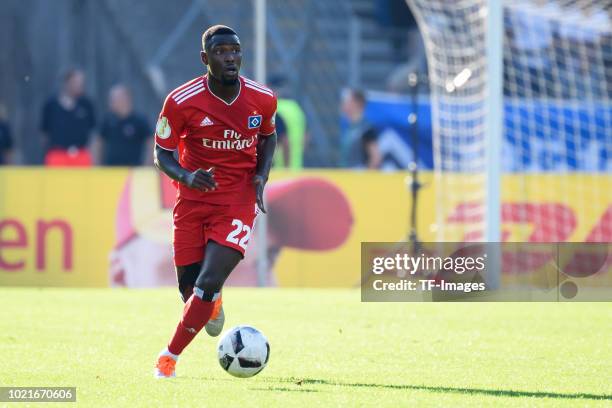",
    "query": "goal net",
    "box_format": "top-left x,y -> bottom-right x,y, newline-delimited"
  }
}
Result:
406,0 -> 611,243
